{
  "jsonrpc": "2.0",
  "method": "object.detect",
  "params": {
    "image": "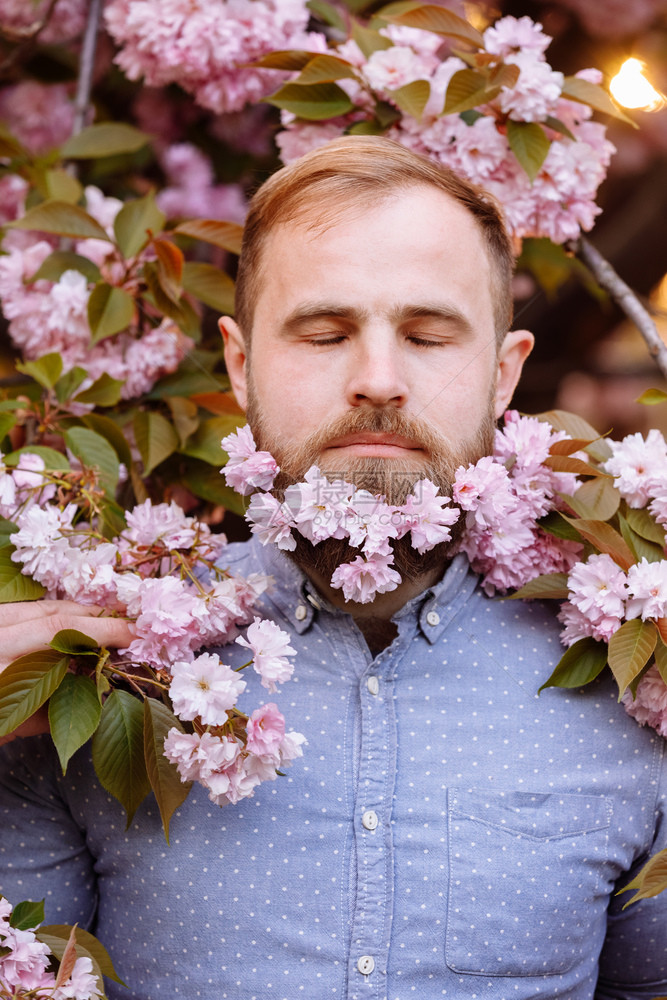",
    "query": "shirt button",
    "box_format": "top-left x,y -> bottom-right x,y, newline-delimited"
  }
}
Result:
295,604 -> 307,621
362,809 -> 378,831
357,955 -> 375,976
426,610 -> 440,627
367,675 -> 379,695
